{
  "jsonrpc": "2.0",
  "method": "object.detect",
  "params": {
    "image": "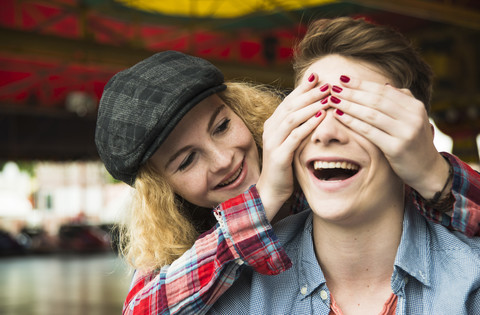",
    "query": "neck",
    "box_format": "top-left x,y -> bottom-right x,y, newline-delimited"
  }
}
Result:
312,196 -> 404,313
